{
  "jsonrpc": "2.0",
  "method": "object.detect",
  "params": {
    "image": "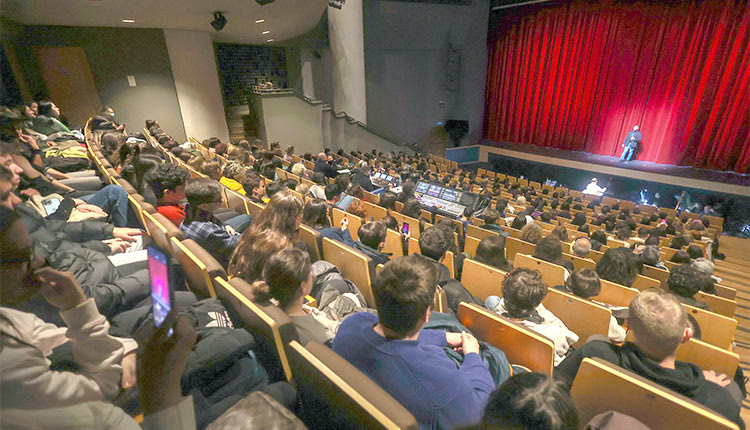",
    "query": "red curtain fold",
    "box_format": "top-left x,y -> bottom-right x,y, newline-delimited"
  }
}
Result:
484,0 -> 750,173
